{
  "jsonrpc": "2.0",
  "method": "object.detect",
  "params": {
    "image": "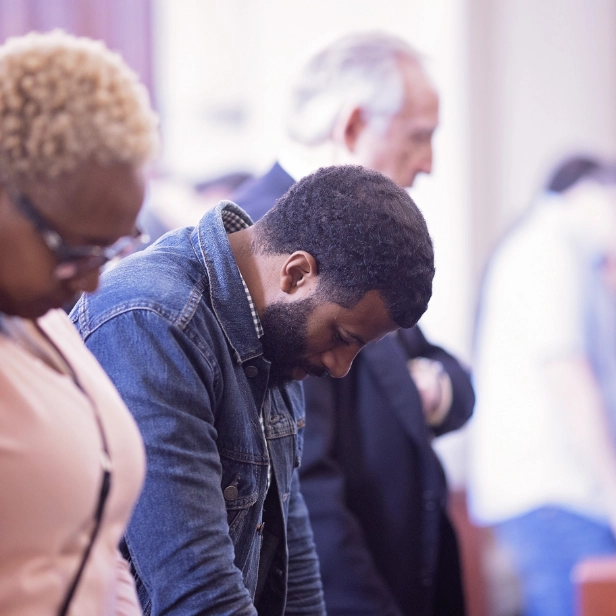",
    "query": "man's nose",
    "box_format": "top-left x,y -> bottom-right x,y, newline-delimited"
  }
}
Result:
418,143 -> 433,175
321,346 -> 361,379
